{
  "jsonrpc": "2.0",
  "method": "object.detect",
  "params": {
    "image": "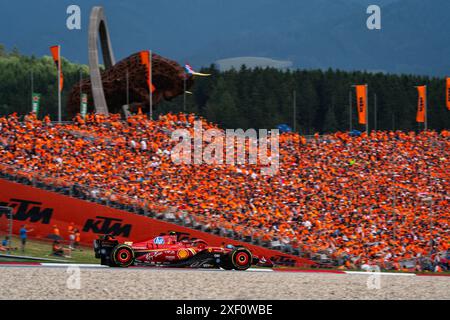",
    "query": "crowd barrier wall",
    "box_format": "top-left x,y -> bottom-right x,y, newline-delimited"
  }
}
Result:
0,179 -> 315,267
